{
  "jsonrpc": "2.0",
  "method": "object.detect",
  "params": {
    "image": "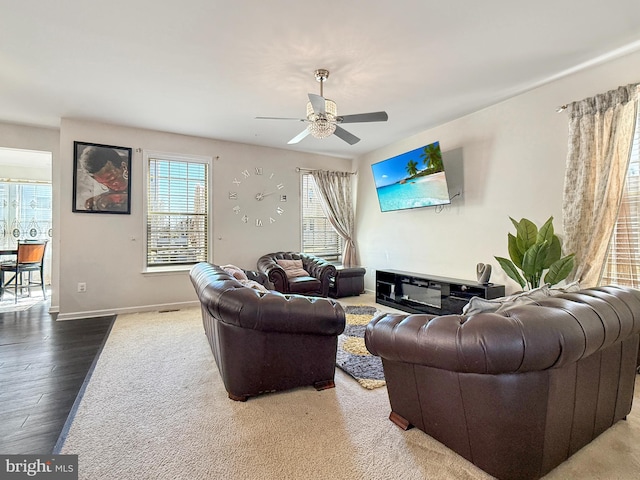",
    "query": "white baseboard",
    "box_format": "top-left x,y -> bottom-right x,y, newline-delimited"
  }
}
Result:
55,300 -> 200,321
